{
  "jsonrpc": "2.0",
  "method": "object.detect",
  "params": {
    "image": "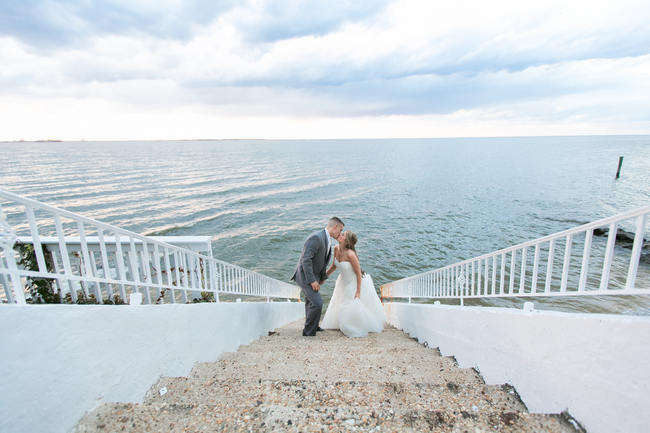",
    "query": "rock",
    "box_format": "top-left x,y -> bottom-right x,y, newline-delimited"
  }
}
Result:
593,227 -> 643,247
